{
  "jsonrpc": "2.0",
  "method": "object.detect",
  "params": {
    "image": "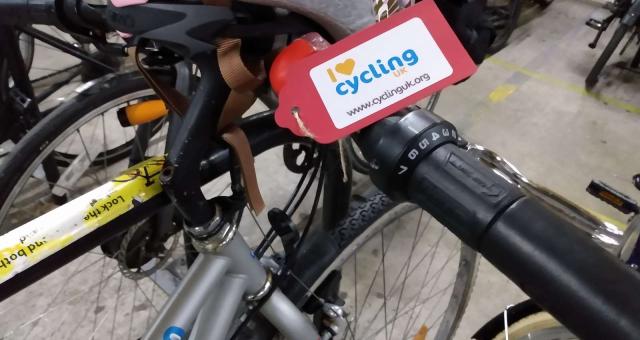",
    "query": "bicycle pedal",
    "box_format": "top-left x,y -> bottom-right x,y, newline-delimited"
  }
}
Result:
8,87 -> 33,111
587,180 -> 640,214
586,18 -> 605,31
